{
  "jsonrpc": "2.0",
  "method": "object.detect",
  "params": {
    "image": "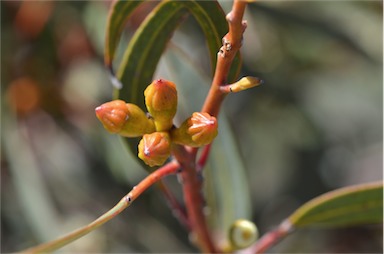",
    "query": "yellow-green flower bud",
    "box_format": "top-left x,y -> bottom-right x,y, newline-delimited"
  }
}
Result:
230,76 -> 263,92
229,219 -> 259,250
144,79 -> 177,131
138,132 -> 171,167
171,112 -> 218,147
95,100 -> 155,137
